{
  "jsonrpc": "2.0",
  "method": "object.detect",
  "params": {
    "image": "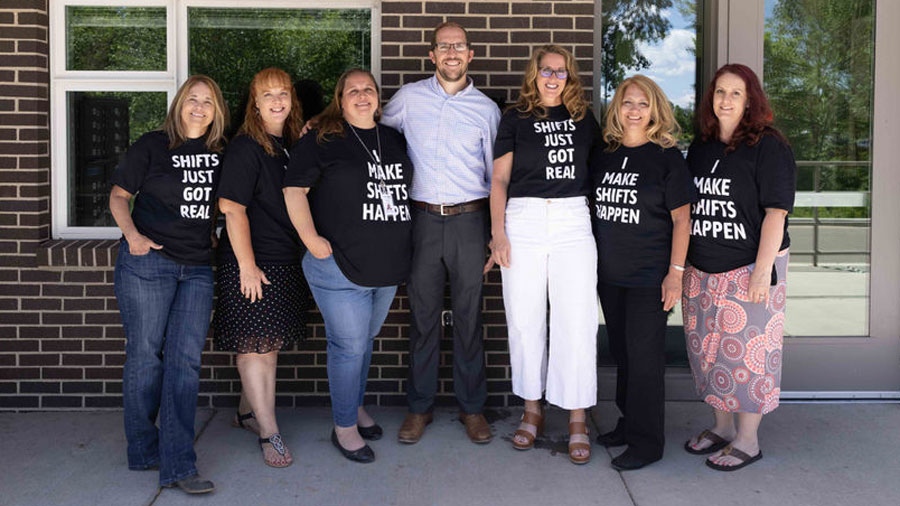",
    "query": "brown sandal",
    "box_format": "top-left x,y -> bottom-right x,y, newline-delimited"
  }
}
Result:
568,421 -> 591,465
512,408 -> 544,450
